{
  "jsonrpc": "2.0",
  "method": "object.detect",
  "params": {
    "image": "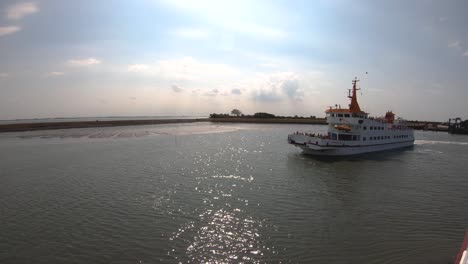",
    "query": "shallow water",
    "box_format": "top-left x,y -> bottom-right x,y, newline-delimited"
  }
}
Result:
1,123 -> 467,263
